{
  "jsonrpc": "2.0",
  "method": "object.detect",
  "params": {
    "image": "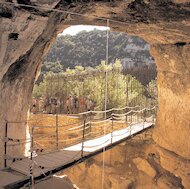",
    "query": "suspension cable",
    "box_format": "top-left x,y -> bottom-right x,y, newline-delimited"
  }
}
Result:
101,18 -> 109,189
105,19 -> 109,119
3,2 -> 130,26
